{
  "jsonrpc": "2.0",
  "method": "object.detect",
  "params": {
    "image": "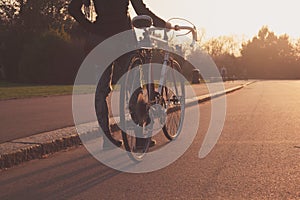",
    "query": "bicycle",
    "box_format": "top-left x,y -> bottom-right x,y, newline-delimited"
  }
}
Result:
119,15 -> 198,161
